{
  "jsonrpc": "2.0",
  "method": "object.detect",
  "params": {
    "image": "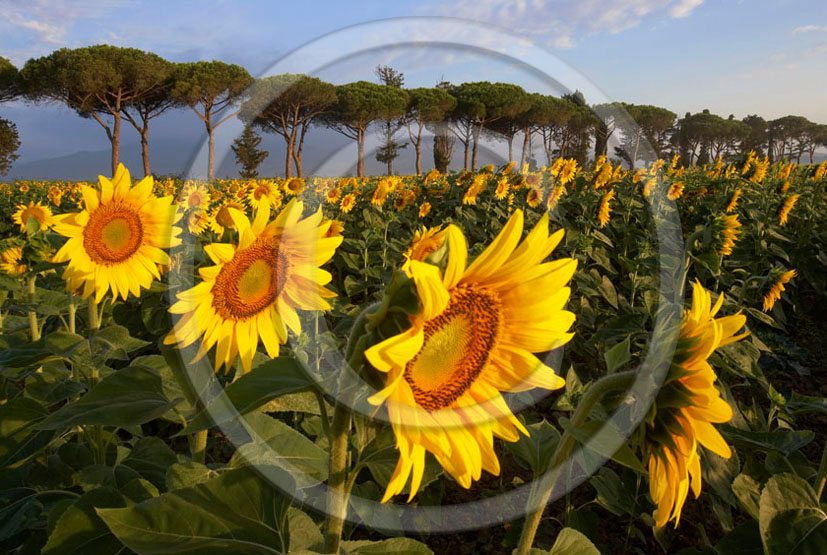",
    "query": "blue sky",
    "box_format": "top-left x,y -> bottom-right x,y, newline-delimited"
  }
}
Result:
1,0 -> 826,170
